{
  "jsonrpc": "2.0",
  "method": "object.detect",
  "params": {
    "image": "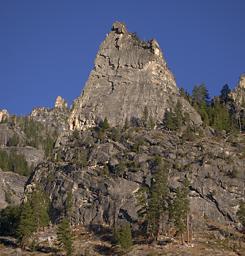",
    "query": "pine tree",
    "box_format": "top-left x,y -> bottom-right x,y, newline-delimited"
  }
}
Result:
220,84 -> 231,104
57,218 -> 73,256
192,84 -> 209,105
175,100 -> 183,128
146,157 -> 169,242
192,84 -> 210,125
17,201 -> 37,247
165,110 -> 177,130
30,188 -> 50,230
17,187 -> 50,247
170,178 -> 190,244
209,100 -> 232,131
199,102 -> 210,125
164,101 -> 184,131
